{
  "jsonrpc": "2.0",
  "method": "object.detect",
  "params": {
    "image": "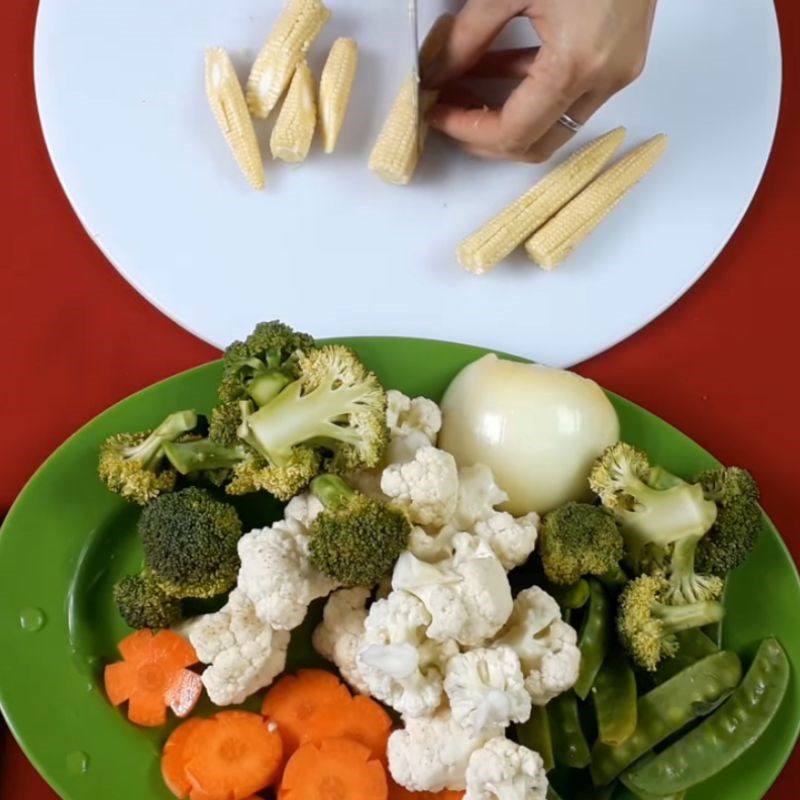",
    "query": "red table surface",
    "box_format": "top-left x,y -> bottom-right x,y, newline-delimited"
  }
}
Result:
2,0 -> 799,797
